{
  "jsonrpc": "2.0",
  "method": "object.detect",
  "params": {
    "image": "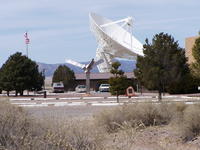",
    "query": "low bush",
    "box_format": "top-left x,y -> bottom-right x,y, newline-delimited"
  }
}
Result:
0,101 -> 38,150
180,105 -> 200,141
43,119 -> 105,150
174,102 -> 187,113
170,102 -> 188,124
0,100 -> 104,150
94,107 -> 127,132
2,98 -> 200,149
95,103 -> 175,133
